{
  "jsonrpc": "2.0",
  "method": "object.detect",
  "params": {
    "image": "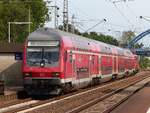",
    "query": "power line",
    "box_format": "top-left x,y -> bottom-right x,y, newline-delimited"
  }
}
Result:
140,16 -> 150,23
109,0 -> 134,3
112,2 -> 134,28
85,19 -> 107,32
125,3 -> 137,17
107,22 -> 129,28
76,24 -> 87,32
69,1 -> 96,22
